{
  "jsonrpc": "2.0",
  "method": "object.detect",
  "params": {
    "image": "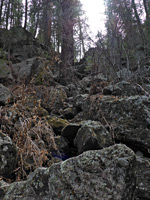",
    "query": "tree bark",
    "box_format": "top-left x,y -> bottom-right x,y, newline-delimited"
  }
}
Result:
143,0 -> 150,21
132,0 -> 146,44
0,0 -> 4,26
24,0 -> 28,30
6,0 -> 11,29
61,0 -> 74,68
